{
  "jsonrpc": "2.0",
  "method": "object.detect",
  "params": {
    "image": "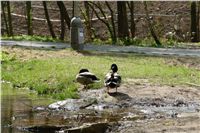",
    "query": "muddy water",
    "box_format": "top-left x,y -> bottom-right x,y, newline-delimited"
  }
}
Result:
1,83 -> 142,133
1,83 -> 57,133
2,82 -> 200,133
